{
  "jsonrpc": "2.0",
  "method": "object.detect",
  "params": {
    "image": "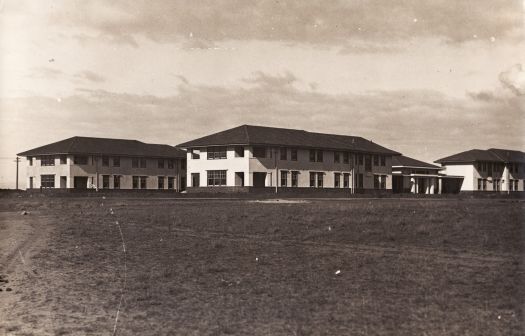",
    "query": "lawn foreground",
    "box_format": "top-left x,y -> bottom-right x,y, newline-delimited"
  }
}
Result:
0,196 -> 523,335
